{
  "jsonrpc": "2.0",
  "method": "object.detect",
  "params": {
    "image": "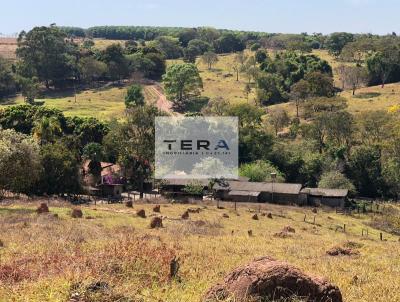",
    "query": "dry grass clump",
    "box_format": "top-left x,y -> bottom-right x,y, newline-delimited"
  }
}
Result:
0,234 -> 176,289
168,219 -> 224,237
367,205 -> 400,235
